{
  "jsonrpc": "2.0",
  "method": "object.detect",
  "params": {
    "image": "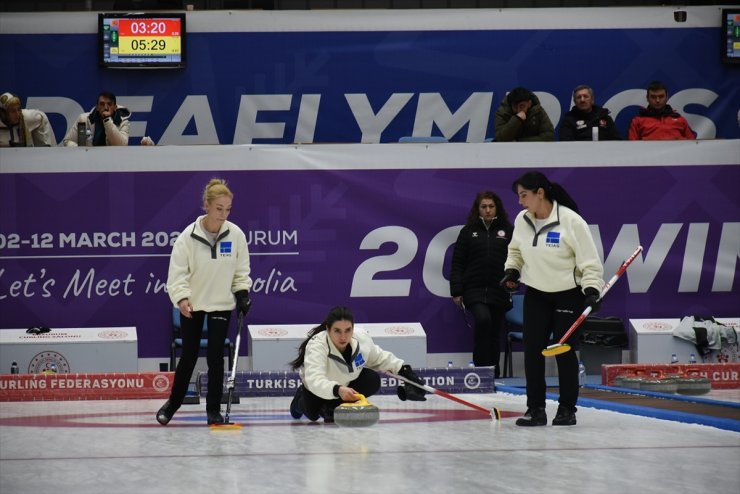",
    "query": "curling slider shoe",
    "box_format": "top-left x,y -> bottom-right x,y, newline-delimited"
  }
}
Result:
334,394 -> 380,428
